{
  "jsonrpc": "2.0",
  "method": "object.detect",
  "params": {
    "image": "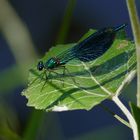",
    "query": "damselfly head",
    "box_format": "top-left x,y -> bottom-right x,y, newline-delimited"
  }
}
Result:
37,61 -> 44,71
